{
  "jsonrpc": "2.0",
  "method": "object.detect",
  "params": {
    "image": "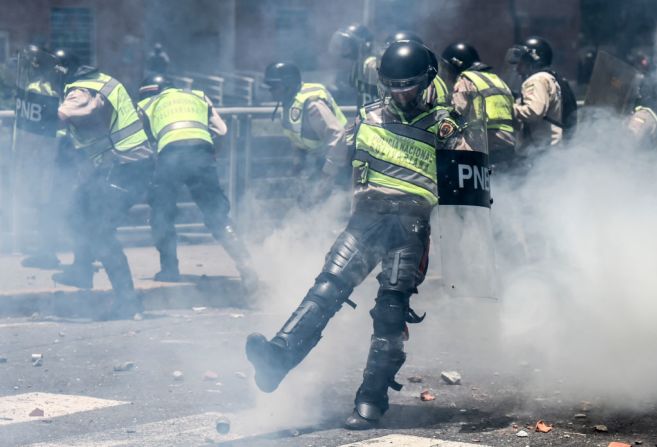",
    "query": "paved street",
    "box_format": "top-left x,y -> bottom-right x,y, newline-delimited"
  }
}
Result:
1,244 -> 657,447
